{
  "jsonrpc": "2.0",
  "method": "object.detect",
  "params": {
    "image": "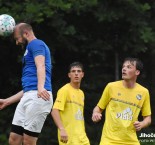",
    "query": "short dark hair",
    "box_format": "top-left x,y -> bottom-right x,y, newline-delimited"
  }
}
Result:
123,57 -> 143,72
68,62 -> 84,72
